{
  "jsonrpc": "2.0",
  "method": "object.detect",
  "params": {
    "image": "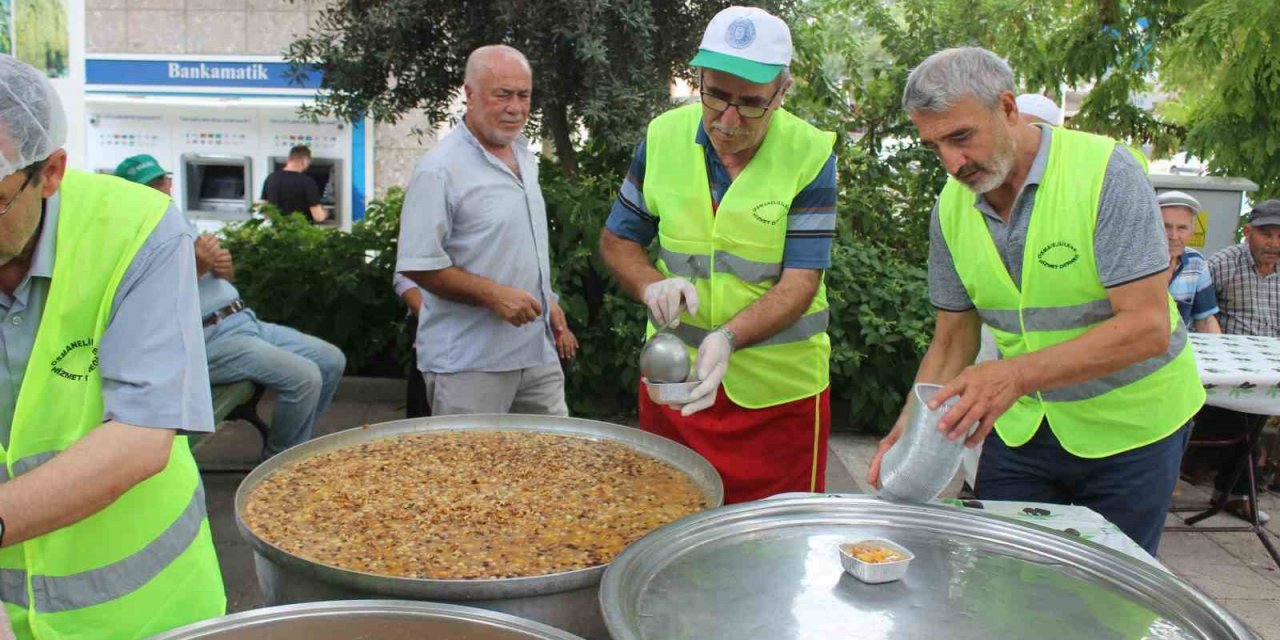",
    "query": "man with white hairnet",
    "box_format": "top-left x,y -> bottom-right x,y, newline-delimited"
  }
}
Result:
0,55 -> 224,638
867,47 -> 1201,555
